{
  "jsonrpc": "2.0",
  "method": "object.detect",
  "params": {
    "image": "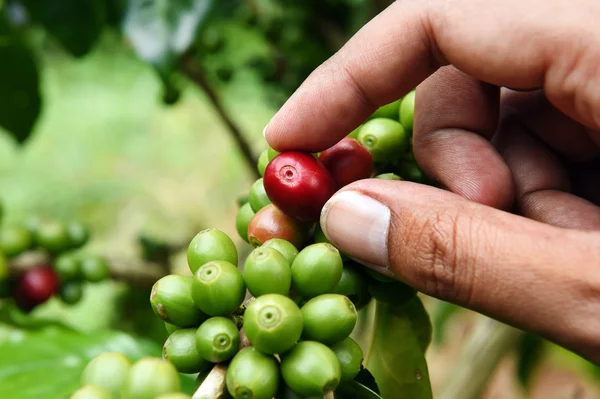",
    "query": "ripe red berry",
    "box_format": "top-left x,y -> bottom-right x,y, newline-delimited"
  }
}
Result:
247,204 -> 312,249
13,265 -> 60,312
263,151 -> 336,222
318,138 -> 373,188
